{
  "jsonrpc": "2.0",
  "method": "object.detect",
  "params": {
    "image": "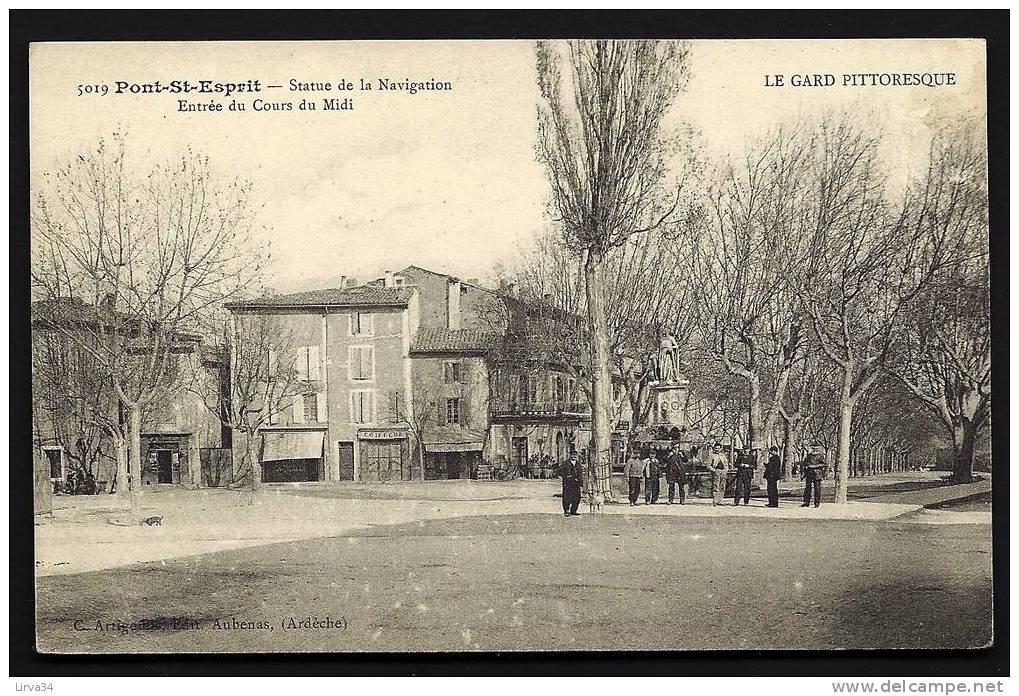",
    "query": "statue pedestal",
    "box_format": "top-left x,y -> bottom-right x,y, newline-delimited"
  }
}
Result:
652,381 -> 688,428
